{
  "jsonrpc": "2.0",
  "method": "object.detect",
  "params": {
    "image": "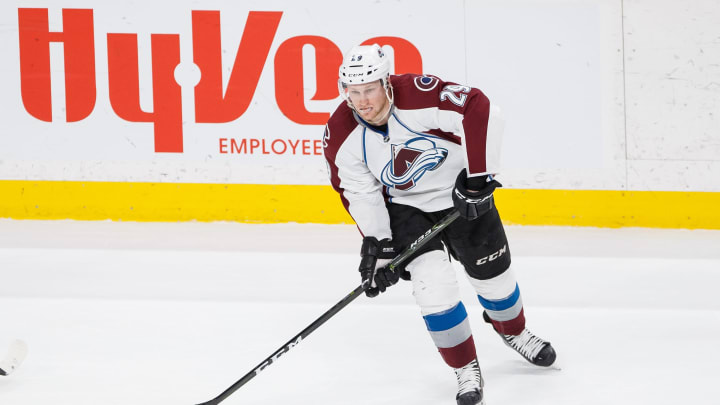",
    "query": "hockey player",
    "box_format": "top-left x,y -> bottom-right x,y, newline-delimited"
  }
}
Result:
322,44 -> 557,405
